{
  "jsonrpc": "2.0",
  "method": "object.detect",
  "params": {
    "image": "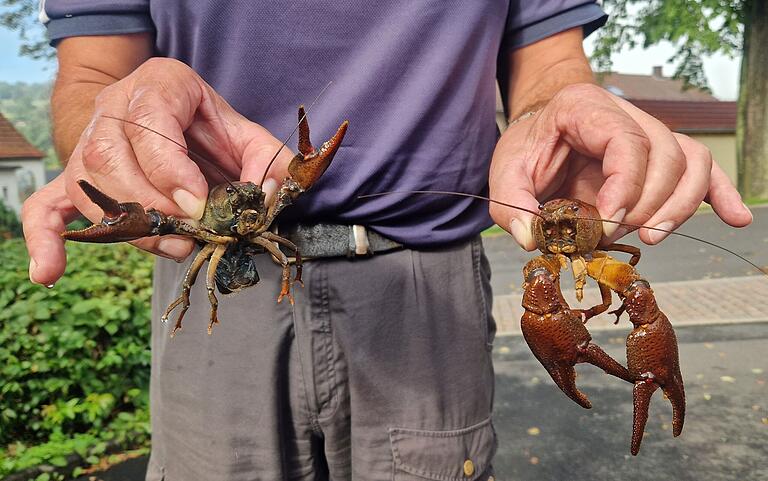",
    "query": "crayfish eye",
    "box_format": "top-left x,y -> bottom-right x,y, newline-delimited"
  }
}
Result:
226,186 -> 235,194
